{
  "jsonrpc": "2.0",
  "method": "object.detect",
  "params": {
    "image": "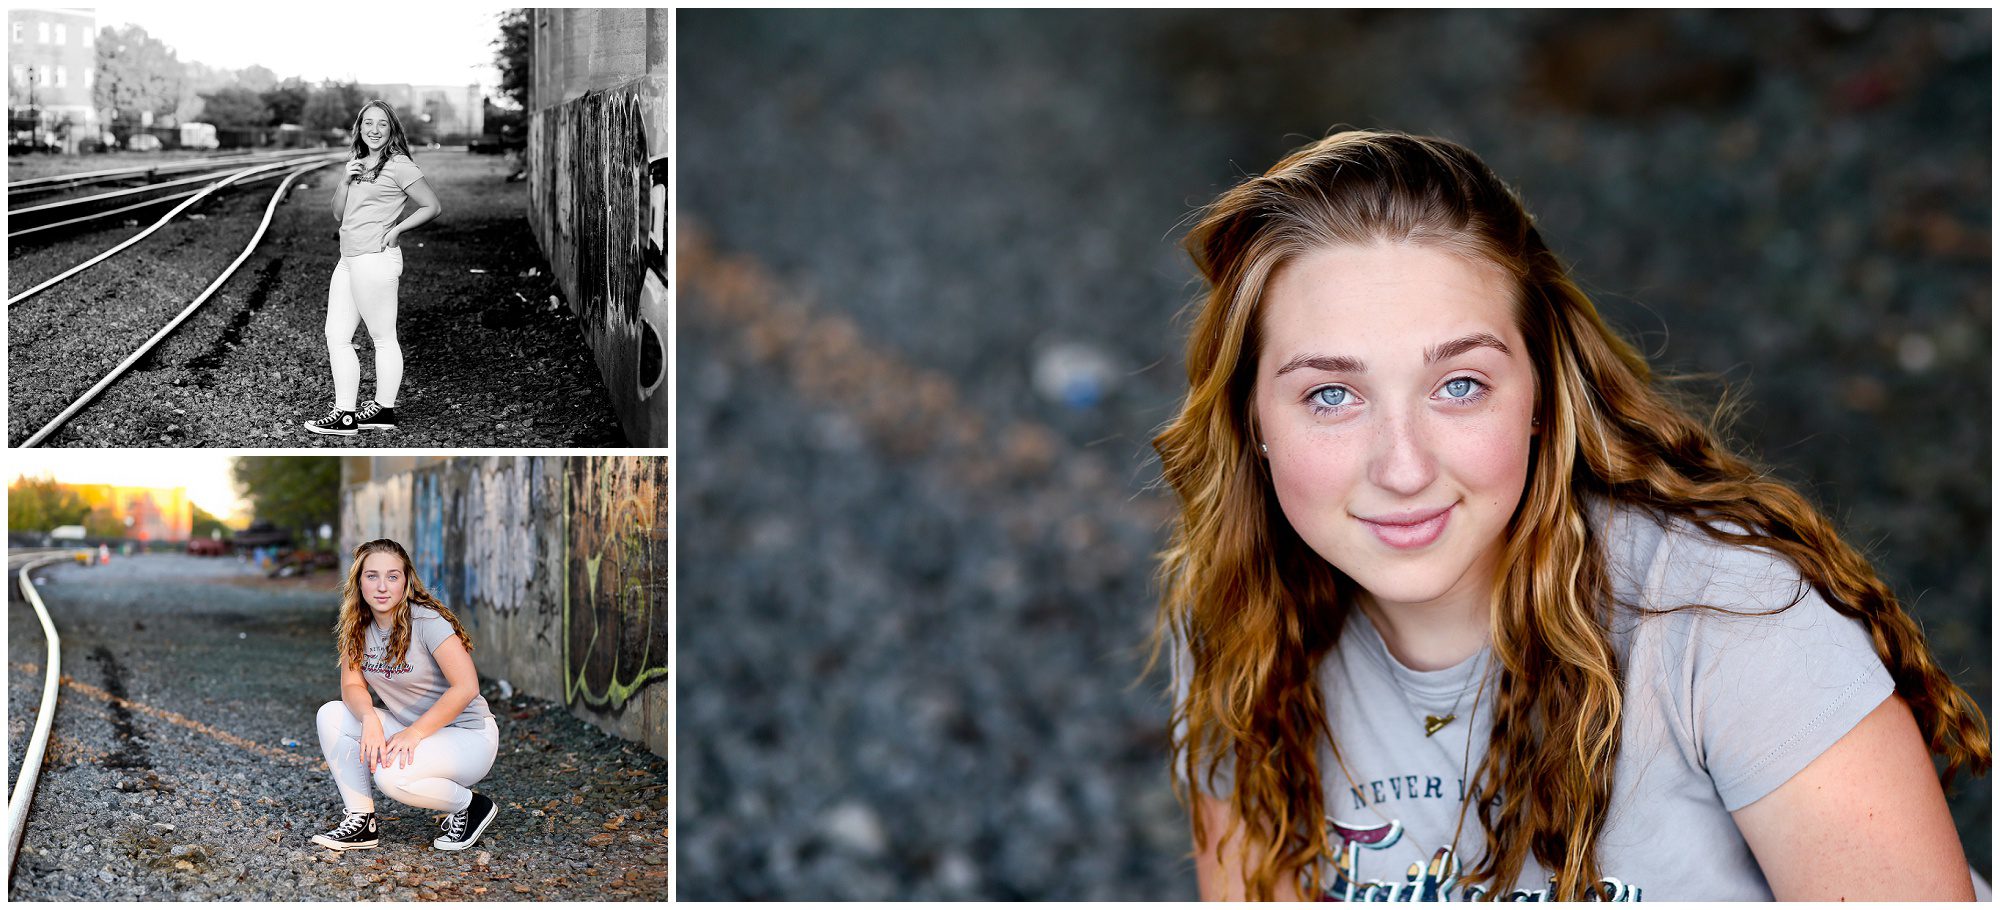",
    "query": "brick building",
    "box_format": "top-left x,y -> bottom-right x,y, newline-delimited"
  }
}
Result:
7,7 -> 99,146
